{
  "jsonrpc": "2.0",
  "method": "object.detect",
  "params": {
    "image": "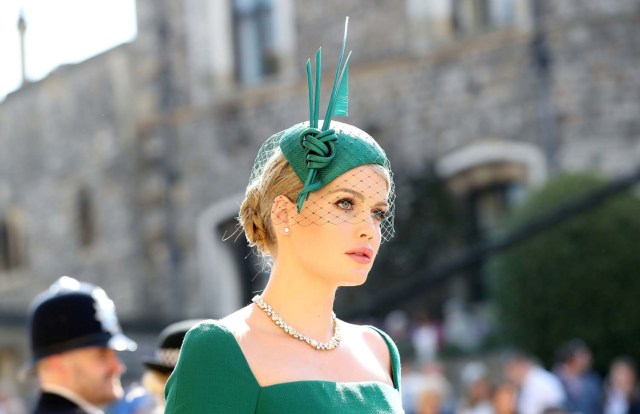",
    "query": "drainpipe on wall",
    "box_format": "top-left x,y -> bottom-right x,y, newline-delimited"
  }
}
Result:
531,0 -> 560,173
